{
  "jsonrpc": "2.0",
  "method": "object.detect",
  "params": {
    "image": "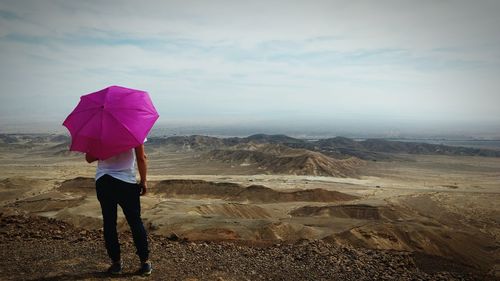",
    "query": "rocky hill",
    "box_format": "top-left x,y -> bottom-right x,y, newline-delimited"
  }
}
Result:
153,179 -> 358,203
147,134 -> 500,160
3,133 -> 500,162
205,143 -> 363,177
